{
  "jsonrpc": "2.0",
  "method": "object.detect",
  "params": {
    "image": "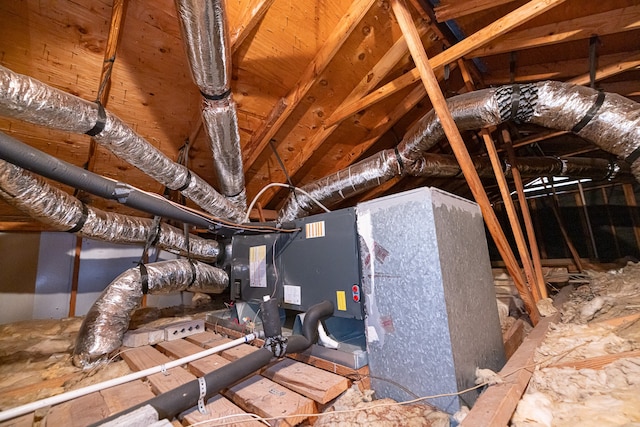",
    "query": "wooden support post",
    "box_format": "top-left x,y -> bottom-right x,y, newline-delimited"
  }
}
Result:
68,236 -> 82,317
504,133 -> 548,299
547,186 -> 584,272
622,183 -> 640,252
601,187 -> 621,259
482,131 -> 542,302
391,0 -> 540,324
530,198 -> 548,259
